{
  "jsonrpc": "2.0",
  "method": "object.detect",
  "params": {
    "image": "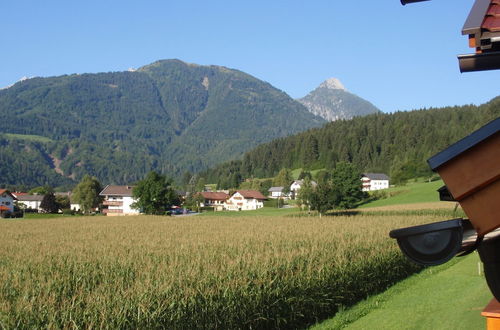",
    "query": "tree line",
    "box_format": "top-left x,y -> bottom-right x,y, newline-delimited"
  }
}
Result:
200,98 -> 500,185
